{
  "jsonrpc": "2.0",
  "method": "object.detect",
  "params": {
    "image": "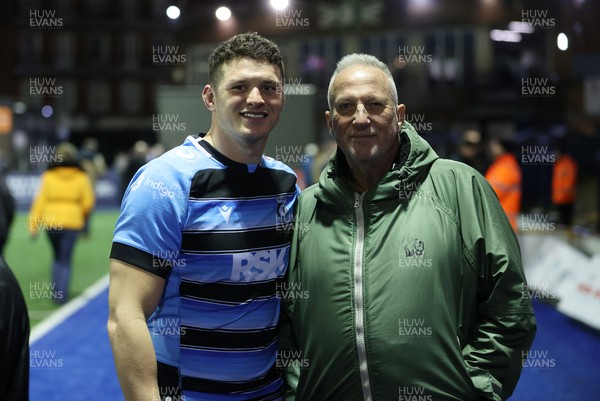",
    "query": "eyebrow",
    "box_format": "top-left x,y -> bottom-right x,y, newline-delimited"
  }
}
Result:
225,78 -> 280,86
334,95 -> 388,105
